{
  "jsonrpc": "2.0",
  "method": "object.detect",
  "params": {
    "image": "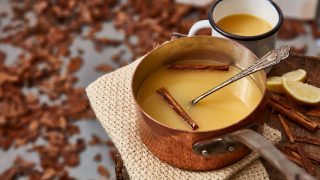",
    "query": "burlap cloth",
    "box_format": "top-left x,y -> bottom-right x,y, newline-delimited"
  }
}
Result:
86,57 -> 282,180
